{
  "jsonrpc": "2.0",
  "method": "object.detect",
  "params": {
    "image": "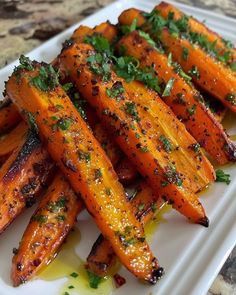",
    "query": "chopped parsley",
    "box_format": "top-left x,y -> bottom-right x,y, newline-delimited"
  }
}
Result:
87,53 -> 112,82
106,81 -> 124,99
225,93 -> 236,105
56,117 -> 73,131
125,102 -> 140,121
187,104 -> 197,116
215,169 -> 231,185
165,163 -> 183,186
143,10 -> 234,67
162,78 -> 175,96
27,112 -> 38,133
182,47 -> 189,61
47,197 -> 67,213
15,55 -> 34,72
138,203 -> 145,211
137,144 -> 149,153
56,215 -> 66,222
94,168 -> 102,181
32,214 -> 47,225
120,18 -> 137,34
159,135 -> 173,152
62,82 -> 73,92
188,65 -> 200,79
70,272 -> 79,278
87,271 -> 103,289
231,62 -> 236,72
84,34 -> 112,55
30,64 -> 59,91
78,150 -> 91,163
138,30 -> 157,48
